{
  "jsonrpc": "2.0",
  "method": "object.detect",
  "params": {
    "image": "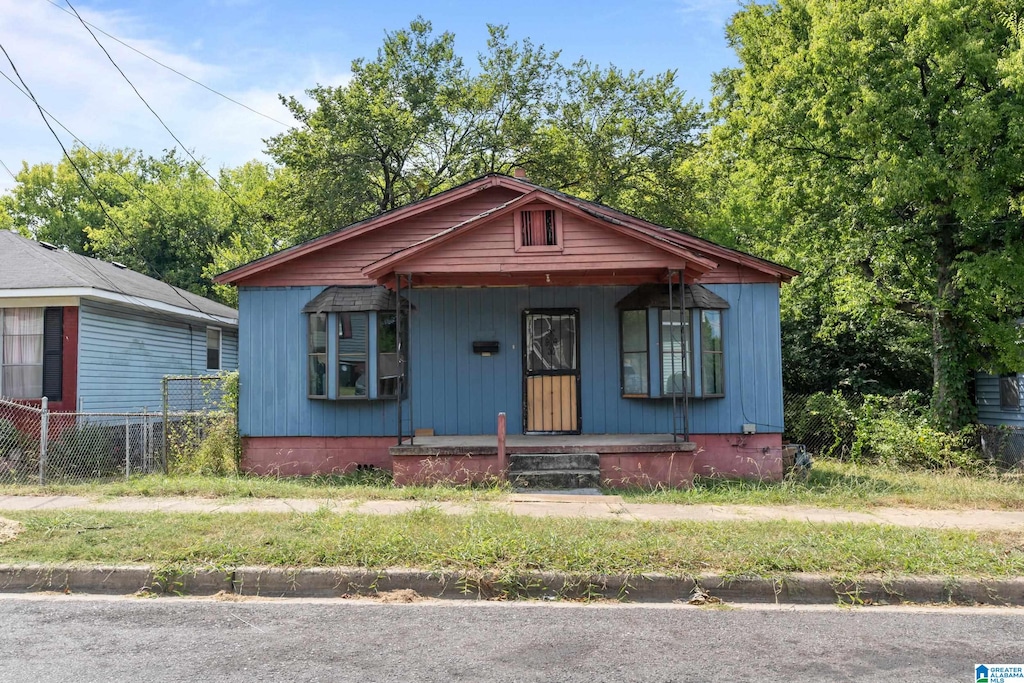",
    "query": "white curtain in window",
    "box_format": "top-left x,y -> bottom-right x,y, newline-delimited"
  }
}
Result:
2,308 -> 44,398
